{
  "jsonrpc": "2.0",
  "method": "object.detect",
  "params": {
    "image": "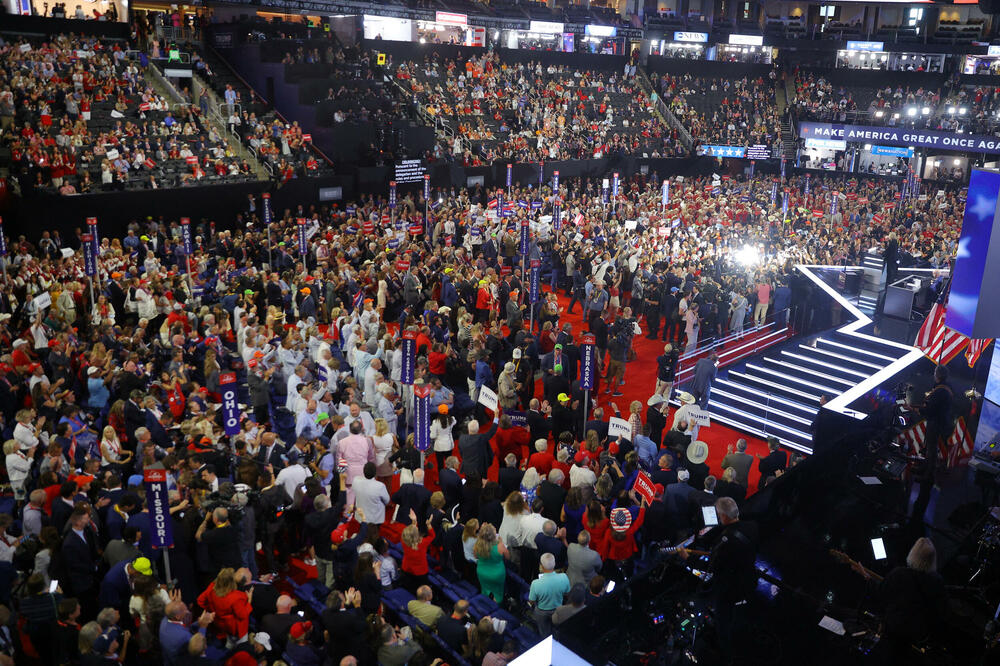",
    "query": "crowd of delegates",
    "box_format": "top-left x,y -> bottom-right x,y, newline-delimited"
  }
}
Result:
656,73 -> 781,150
790,71 -> 945,129
1,33 -> 258,196
0,166 -> 964,665
398,52 -> 685,165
